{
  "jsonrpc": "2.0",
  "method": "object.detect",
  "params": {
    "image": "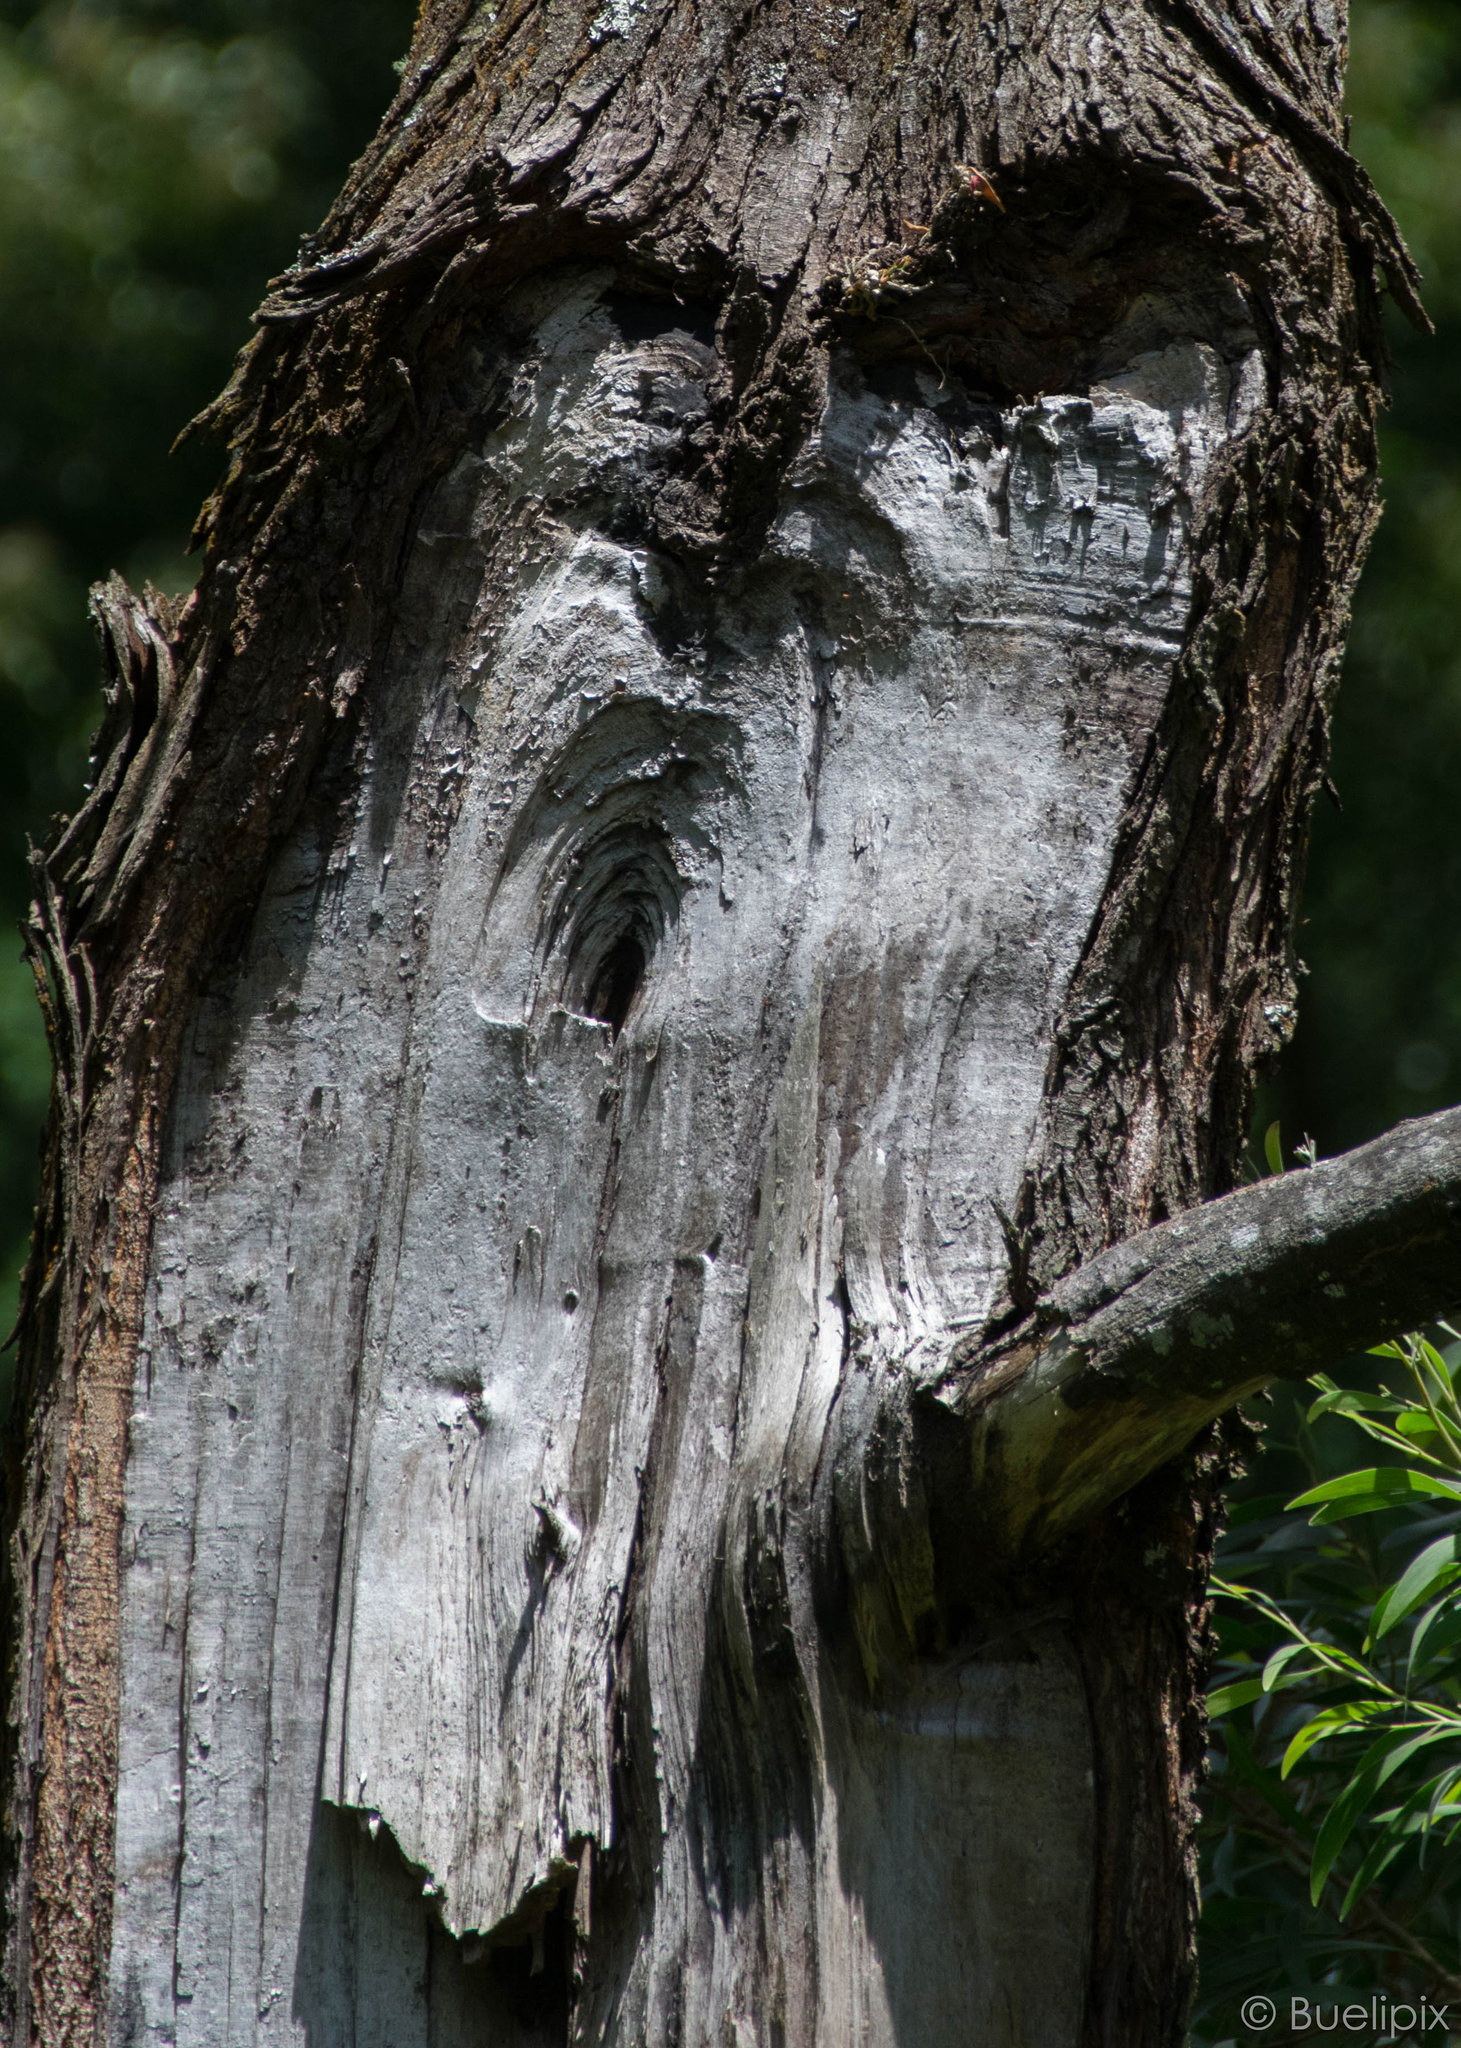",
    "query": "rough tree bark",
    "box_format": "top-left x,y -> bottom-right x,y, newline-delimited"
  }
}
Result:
1,0 -> 1451,2043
